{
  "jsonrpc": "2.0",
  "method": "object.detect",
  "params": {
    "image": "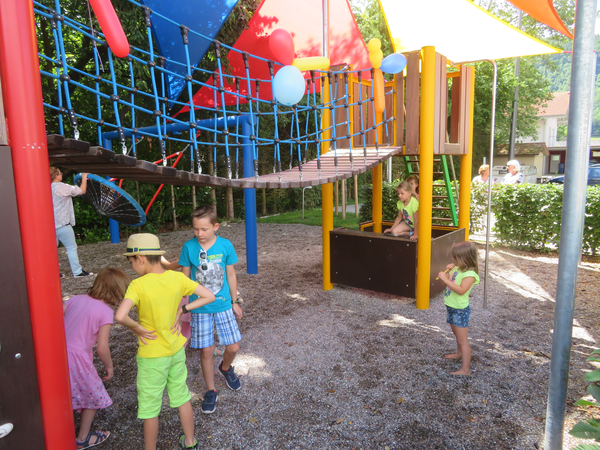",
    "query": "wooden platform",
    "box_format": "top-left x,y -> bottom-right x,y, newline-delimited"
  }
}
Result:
47,135 -> 401,189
